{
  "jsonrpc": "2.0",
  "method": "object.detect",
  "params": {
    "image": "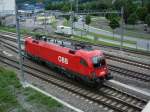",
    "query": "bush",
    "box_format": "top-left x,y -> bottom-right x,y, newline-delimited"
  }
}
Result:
147,3 -> 150,13
127,13 -> 138,25
105,13 -> 119,21
85,15 -> 91,25
136,7 -> 148,21
109,18 -> 120,30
